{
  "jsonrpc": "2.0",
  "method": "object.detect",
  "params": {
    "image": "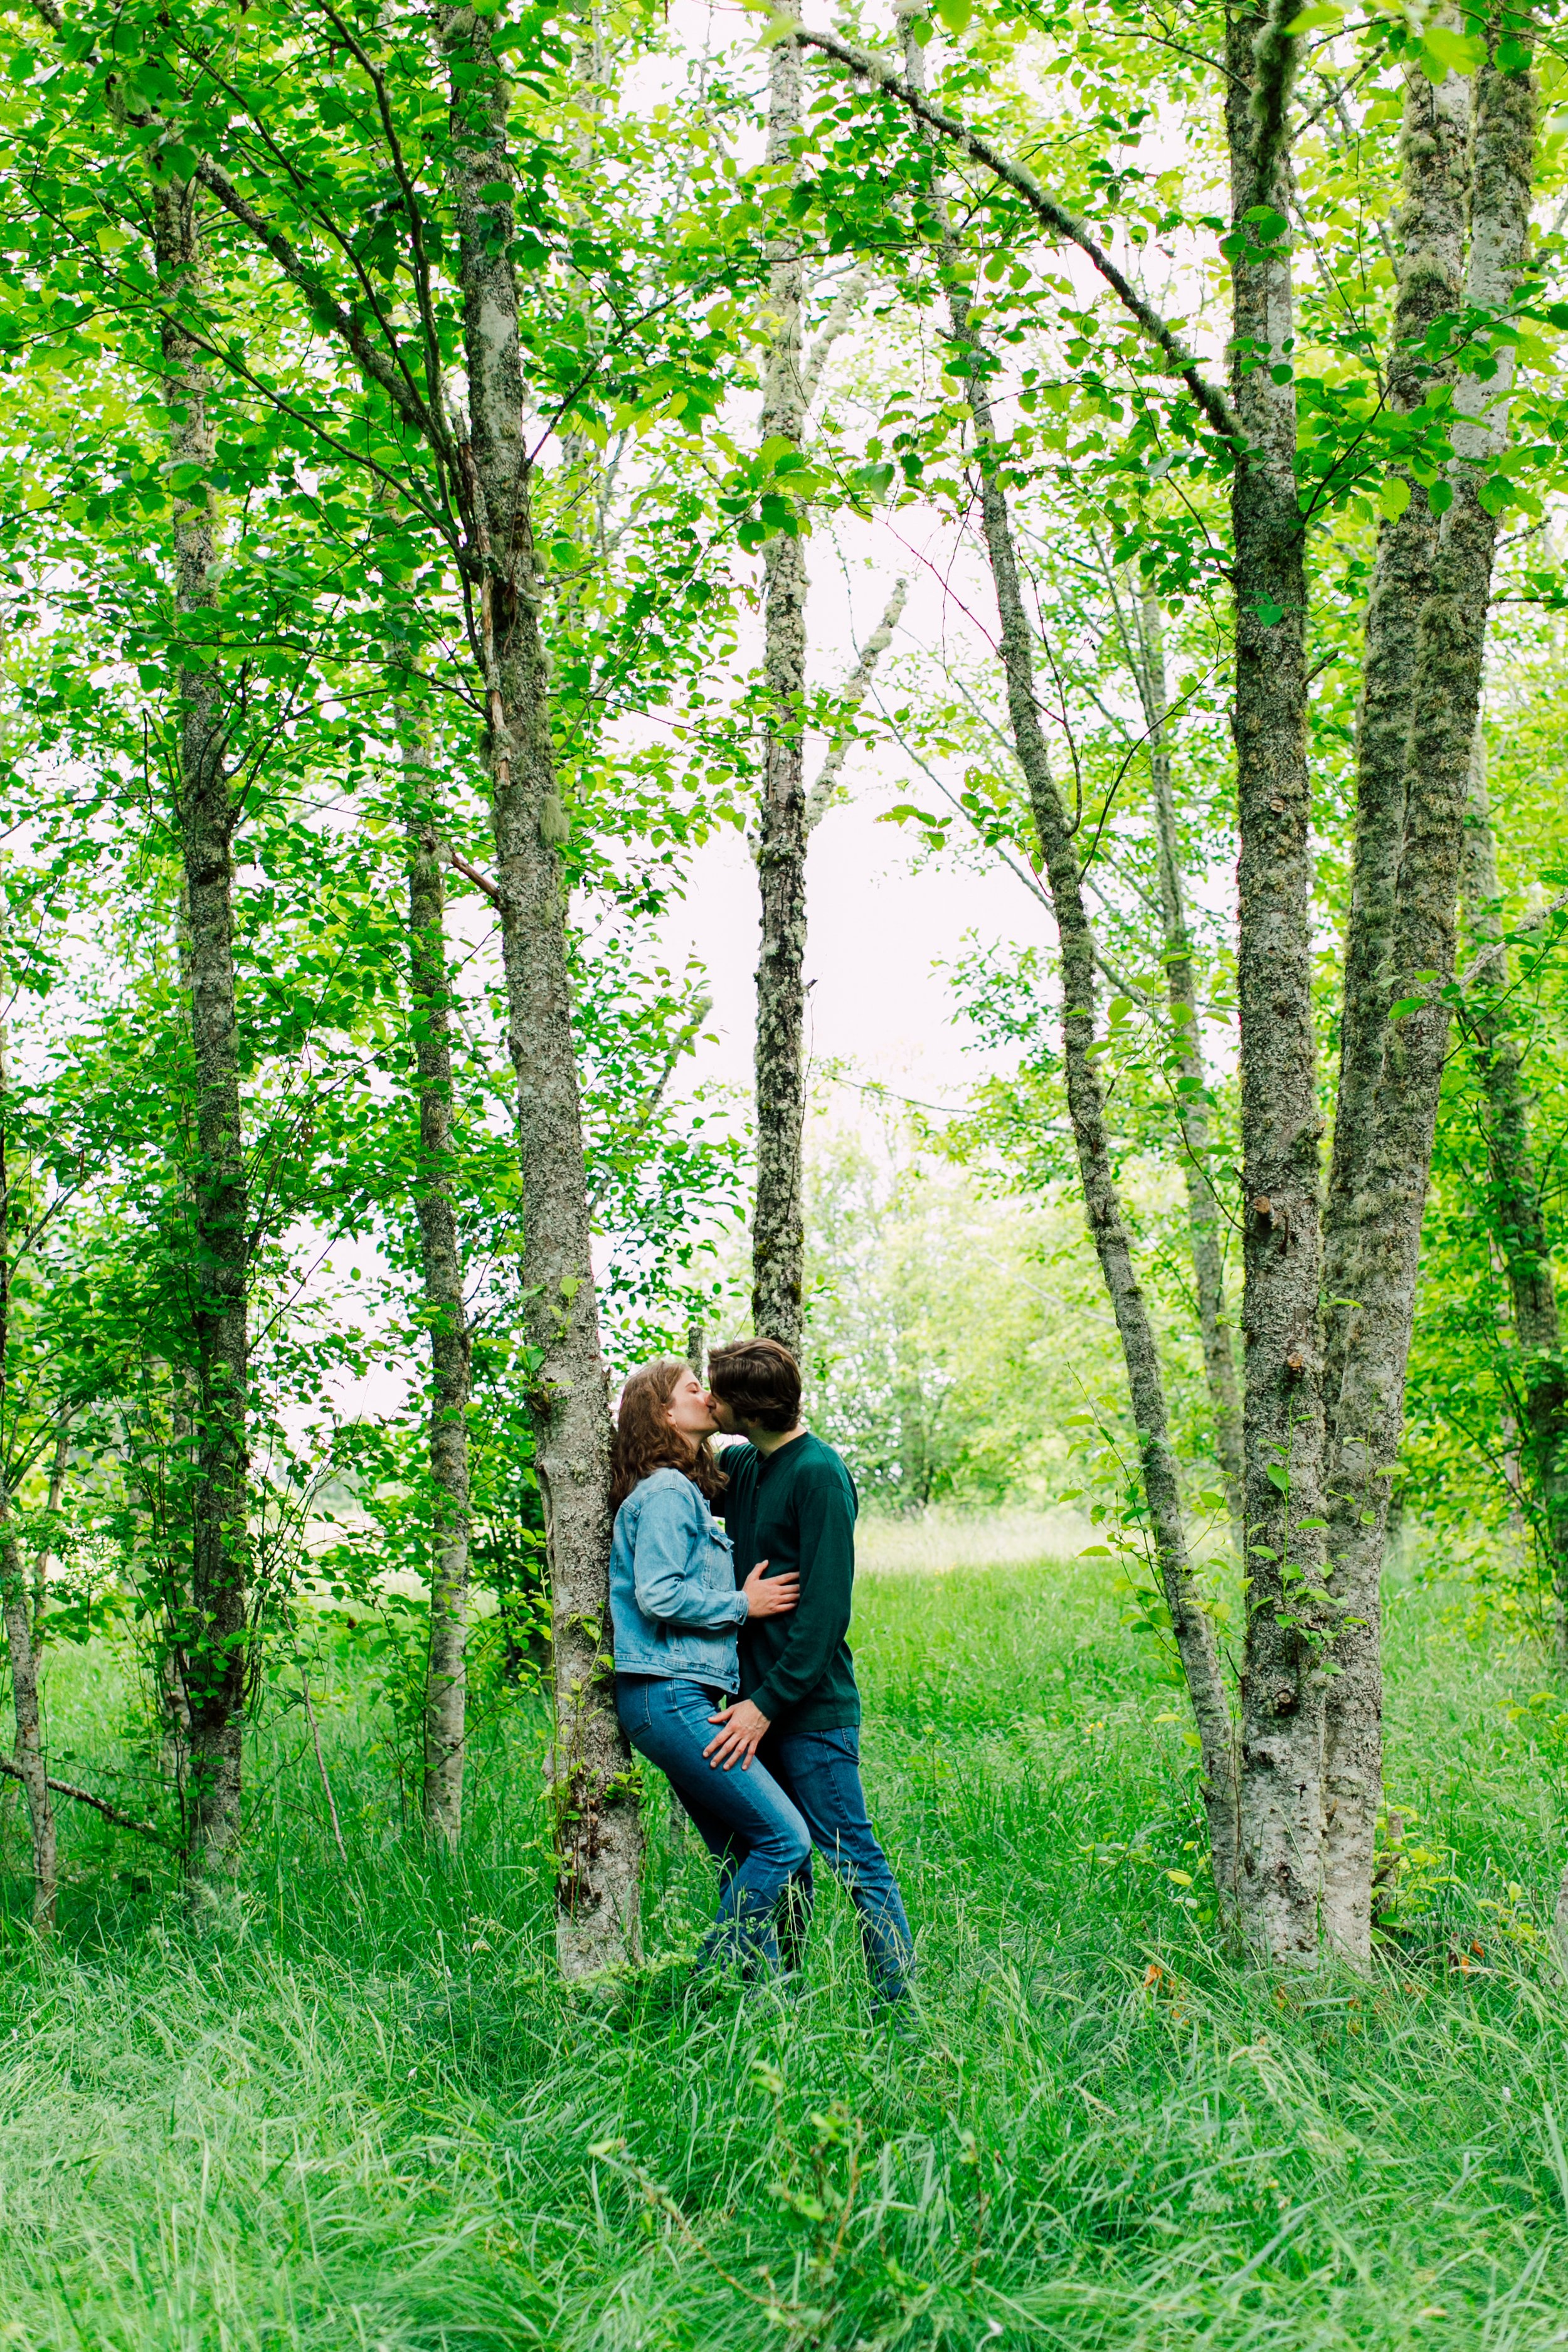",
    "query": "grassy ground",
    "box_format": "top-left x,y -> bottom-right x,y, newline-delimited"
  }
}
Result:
6,1545 -> 1568,2348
